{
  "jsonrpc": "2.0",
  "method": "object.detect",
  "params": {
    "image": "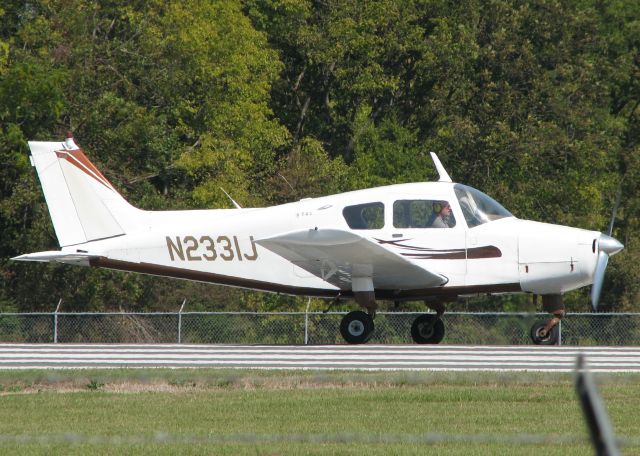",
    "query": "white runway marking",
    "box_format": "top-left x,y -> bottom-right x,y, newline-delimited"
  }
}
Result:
0,344 -> 639,372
